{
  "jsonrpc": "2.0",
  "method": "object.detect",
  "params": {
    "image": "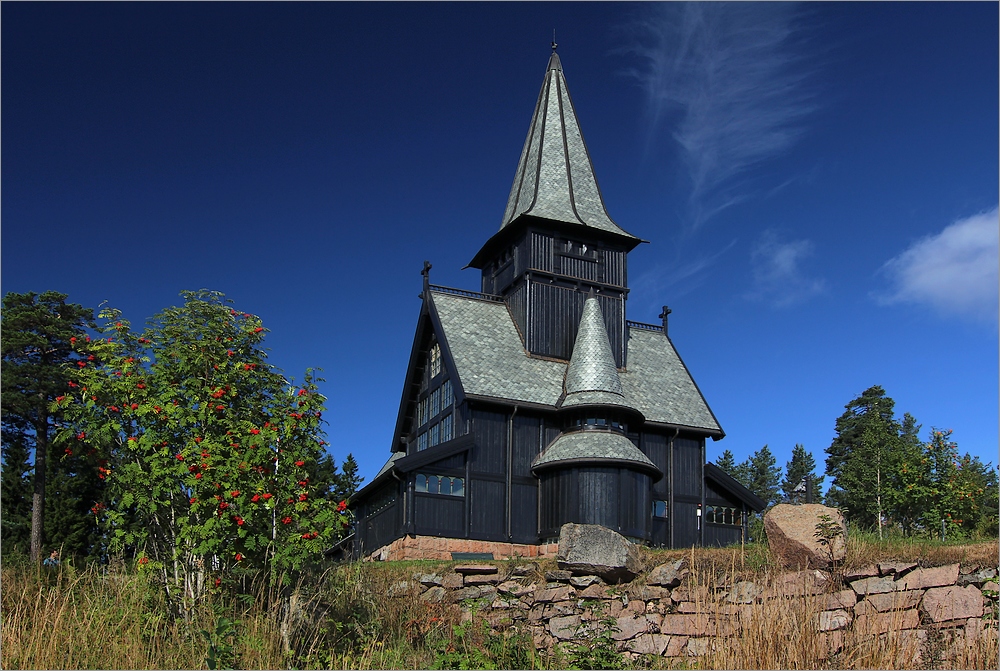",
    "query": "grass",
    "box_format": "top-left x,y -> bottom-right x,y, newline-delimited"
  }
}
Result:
2,536 -> 996,669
